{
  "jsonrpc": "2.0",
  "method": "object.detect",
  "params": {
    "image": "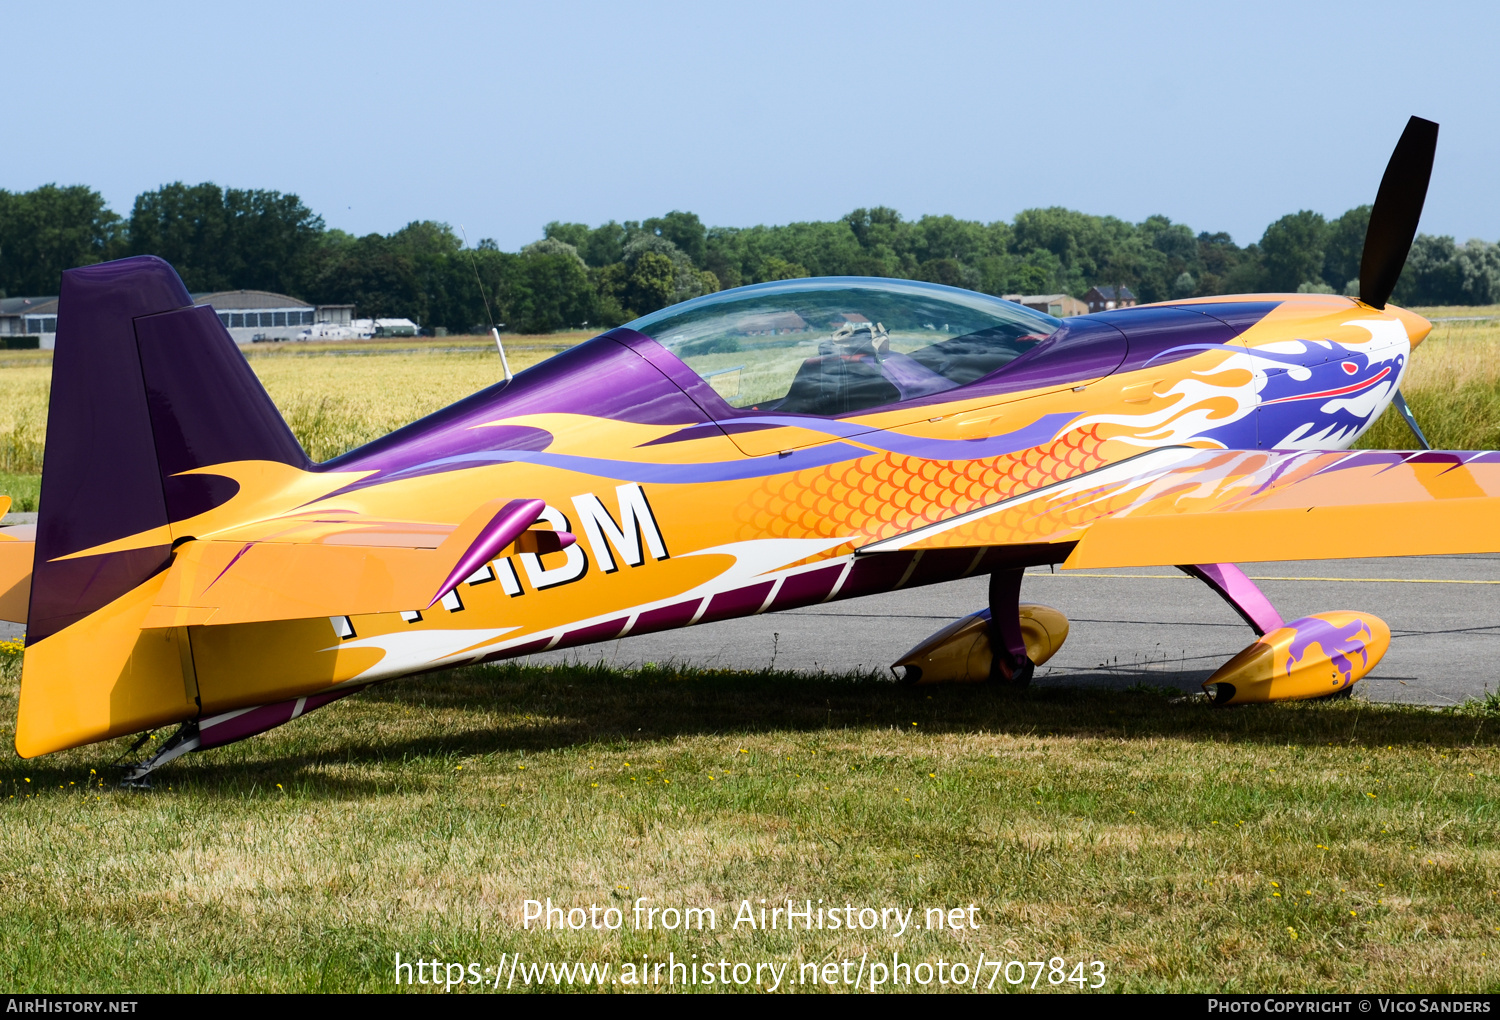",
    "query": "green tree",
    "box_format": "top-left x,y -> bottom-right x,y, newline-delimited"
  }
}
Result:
911,215 -> 1008,267
916,257 -> 971,289
128,182 -> 325,296
759,256 -> 810,281
542,221 -> 590,250
1220,243 -> 1267,293
1259,210 -> 1328,292
505,249 -> 598,332
522,237 -> 587,265
387,220 -> 462,257
580,221 -> 632,268
1392,235 -> 1500,306
643,211 -> 707,266
311,234 -> 422,321
422,246 -> 511,333
1321,205 -> 1370,294
973,250 -> 1060,296
0,184 -> 123,296
1195,231 -> 1246,295
626,252 -> 676,314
